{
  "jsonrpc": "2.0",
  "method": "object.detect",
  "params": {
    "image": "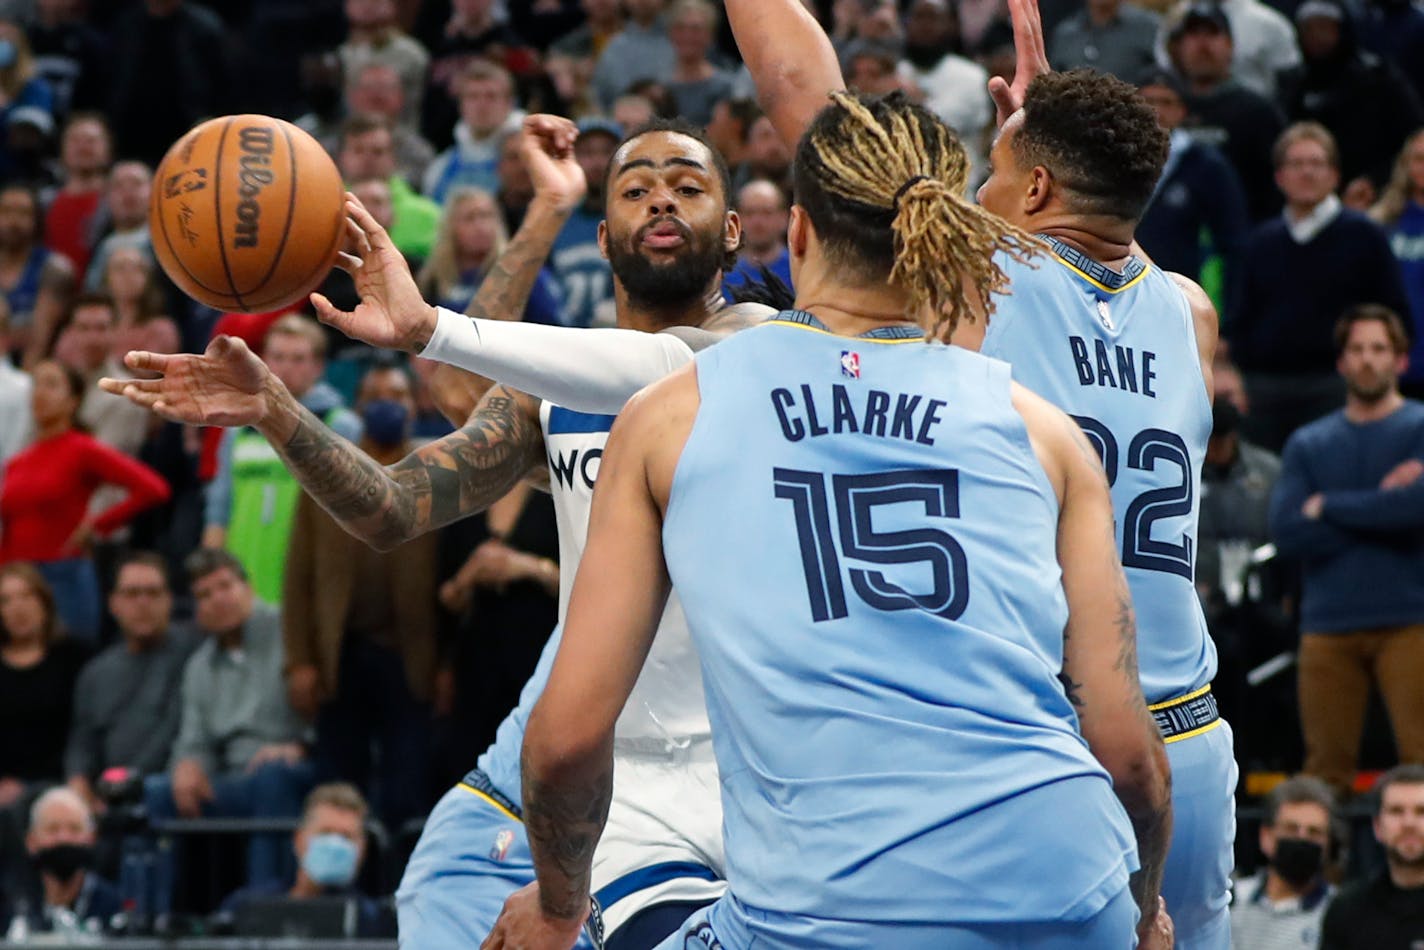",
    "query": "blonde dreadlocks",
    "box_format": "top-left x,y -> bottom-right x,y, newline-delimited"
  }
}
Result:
795,90 -> 1040,340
